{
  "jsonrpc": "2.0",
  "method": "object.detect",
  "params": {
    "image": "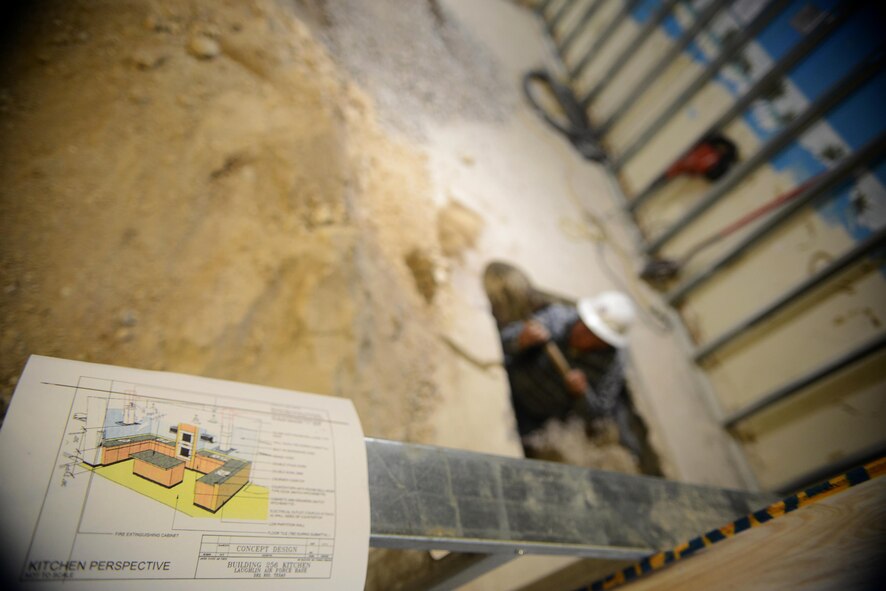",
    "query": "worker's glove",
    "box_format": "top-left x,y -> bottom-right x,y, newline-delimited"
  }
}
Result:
564,369 -> 588,398
518,320 -> 550,350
